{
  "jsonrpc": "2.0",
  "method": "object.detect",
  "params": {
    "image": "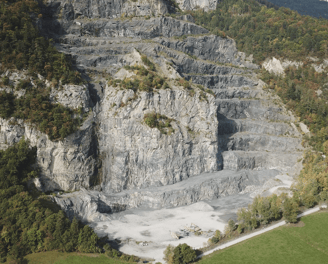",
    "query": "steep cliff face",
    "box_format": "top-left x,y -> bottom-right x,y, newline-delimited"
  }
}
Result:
45,0 -> 171,20
0,0 -> 304,222
43,0 -> 217,25
176,0 -> 218,11
99,87 -> 218,193
0,116 -> 97,191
